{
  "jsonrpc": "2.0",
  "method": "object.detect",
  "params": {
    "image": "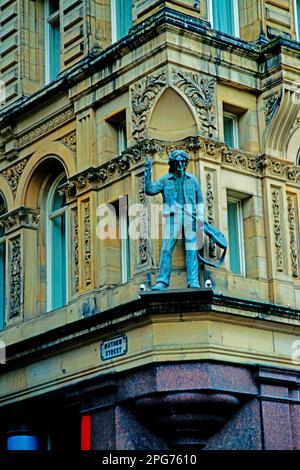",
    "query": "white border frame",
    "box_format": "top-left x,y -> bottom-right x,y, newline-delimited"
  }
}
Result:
227,197 -> 246,277
46,173 -> 68,312
208,0 -> 240,37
